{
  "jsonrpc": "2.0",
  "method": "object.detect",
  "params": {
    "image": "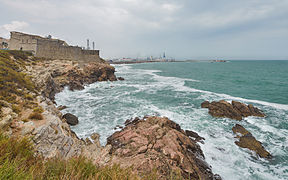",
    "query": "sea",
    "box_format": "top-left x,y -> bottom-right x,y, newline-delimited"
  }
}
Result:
55,60 -> 288,180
